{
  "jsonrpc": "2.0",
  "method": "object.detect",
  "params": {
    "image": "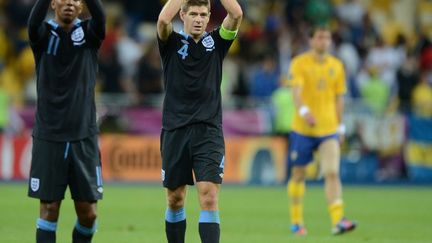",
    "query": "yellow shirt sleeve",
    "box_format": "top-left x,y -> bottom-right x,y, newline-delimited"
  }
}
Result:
287,58 -> 304,87
334,62 -> 347,95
